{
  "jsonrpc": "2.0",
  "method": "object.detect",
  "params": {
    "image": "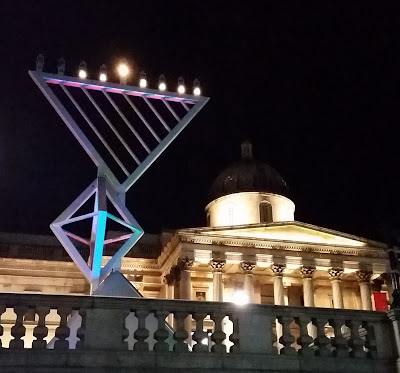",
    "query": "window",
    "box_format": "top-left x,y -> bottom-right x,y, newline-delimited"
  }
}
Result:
259,201 -> 272,223
206,213 -> 211,226
196,291 -> 207,301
